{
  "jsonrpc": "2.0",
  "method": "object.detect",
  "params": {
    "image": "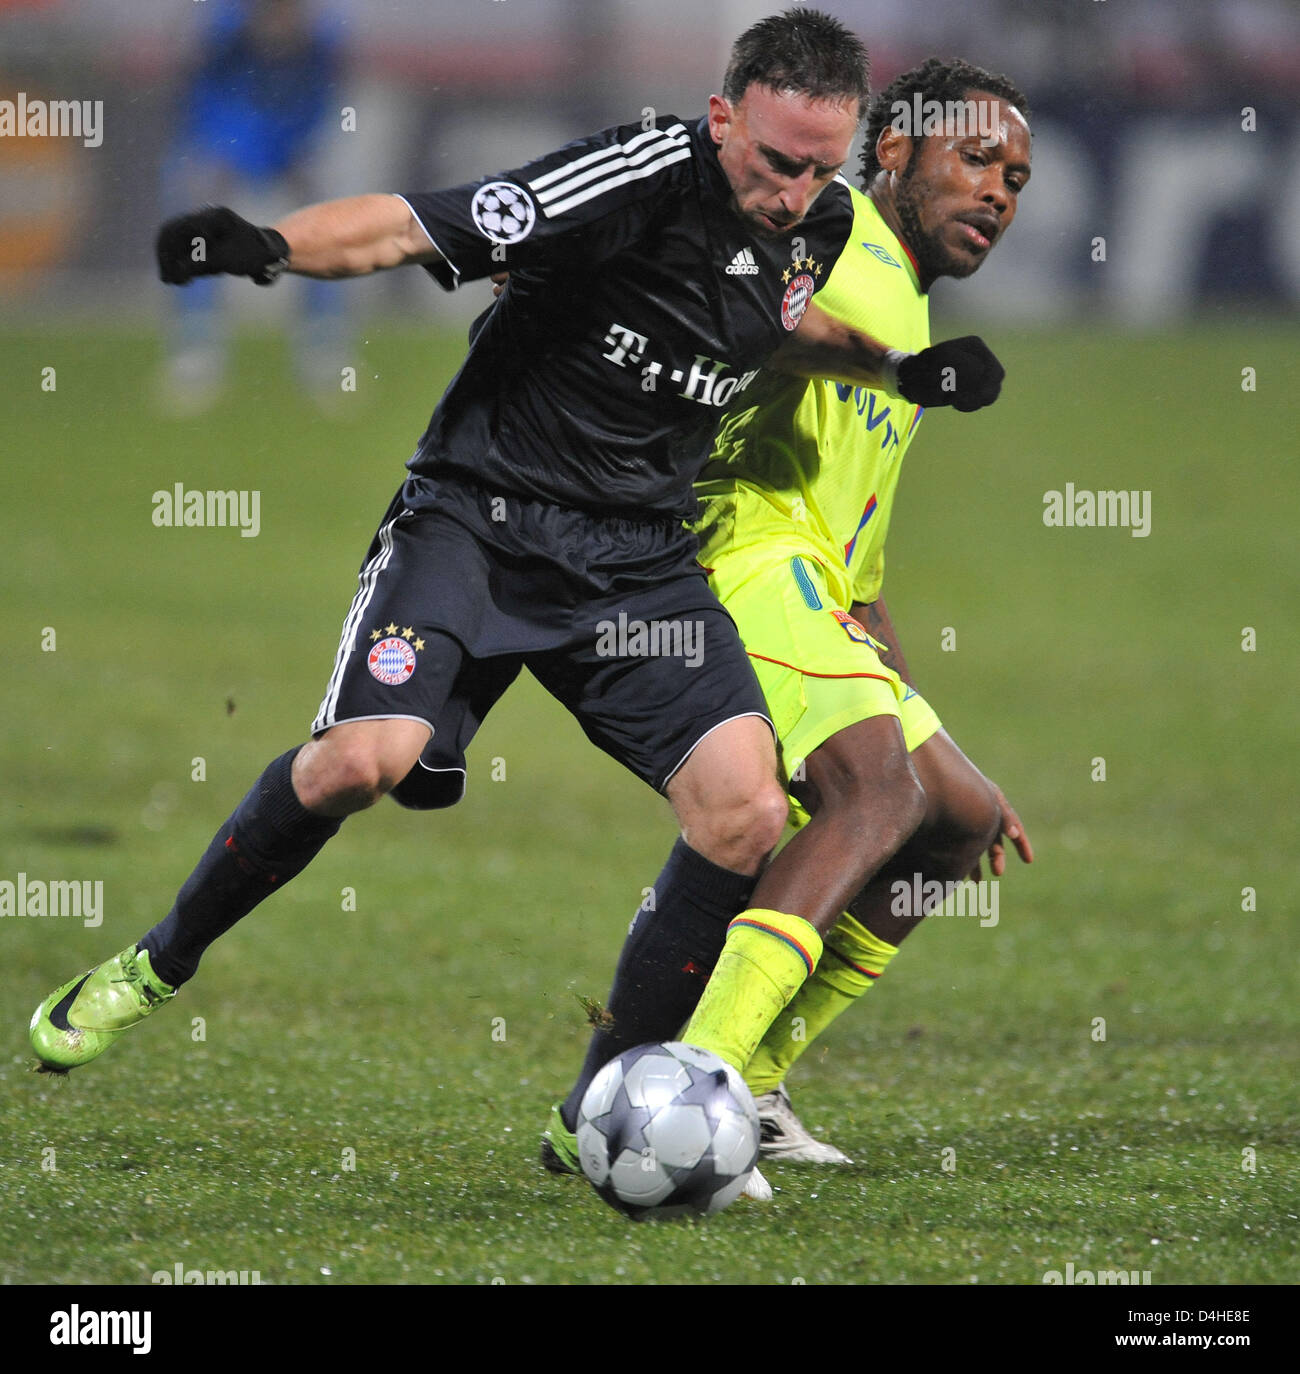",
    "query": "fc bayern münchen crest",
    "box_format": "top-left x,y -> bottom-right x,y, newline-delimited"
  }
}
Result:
471,180 -> 536,245
368,636 -> 417,686
781,272 -> 815,330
